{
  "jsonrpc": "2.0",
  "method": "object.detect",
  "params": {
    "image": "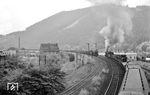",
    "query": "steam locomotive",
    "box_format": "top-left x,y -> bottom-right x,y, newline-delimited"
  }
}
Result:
105,51 -> 127,62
